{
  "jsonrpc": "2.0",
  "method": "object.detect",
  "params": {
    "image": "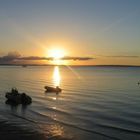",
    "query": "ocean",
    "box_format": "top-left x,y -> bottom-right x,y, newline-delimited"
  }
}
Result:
0,66 -> 140,140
